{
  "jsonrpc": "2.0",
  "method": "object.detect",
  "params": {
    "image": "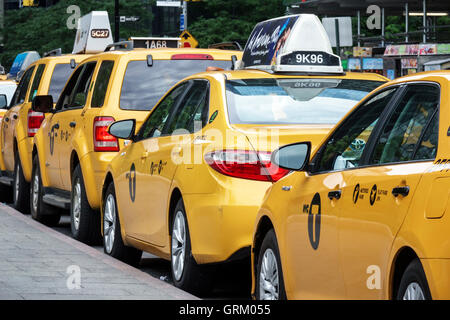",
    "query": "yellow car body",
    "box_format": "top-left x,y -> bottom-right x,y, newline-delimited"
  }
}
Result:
32,48 -> 242,242
102,69 -> 386,291
0,54 -> 90,209
251,71 -> 450,300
